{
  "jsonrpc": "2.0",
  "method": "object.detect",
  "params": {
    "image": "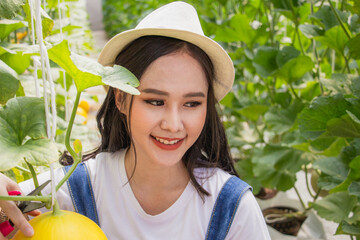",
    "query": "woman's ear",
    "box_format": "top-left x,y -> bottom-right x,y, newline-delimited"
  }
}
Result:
114,89 -> 127,114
